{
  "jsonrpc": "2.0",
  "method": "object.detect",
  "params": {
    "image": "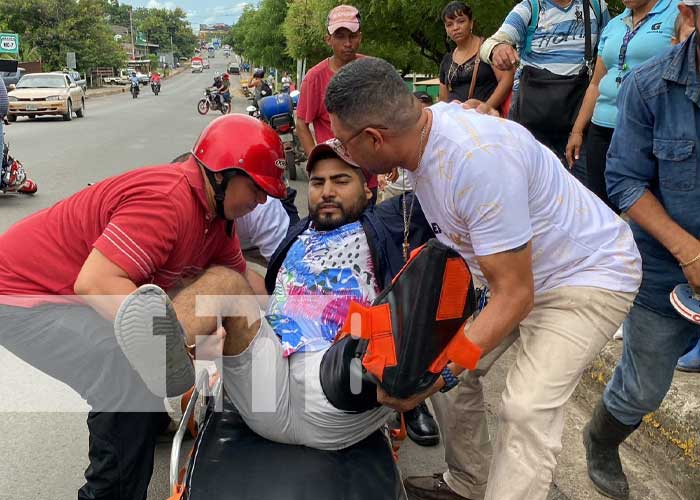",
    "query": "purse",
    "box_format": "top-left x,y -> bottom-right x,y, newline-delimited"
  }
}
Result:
516,0 -> 597,134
